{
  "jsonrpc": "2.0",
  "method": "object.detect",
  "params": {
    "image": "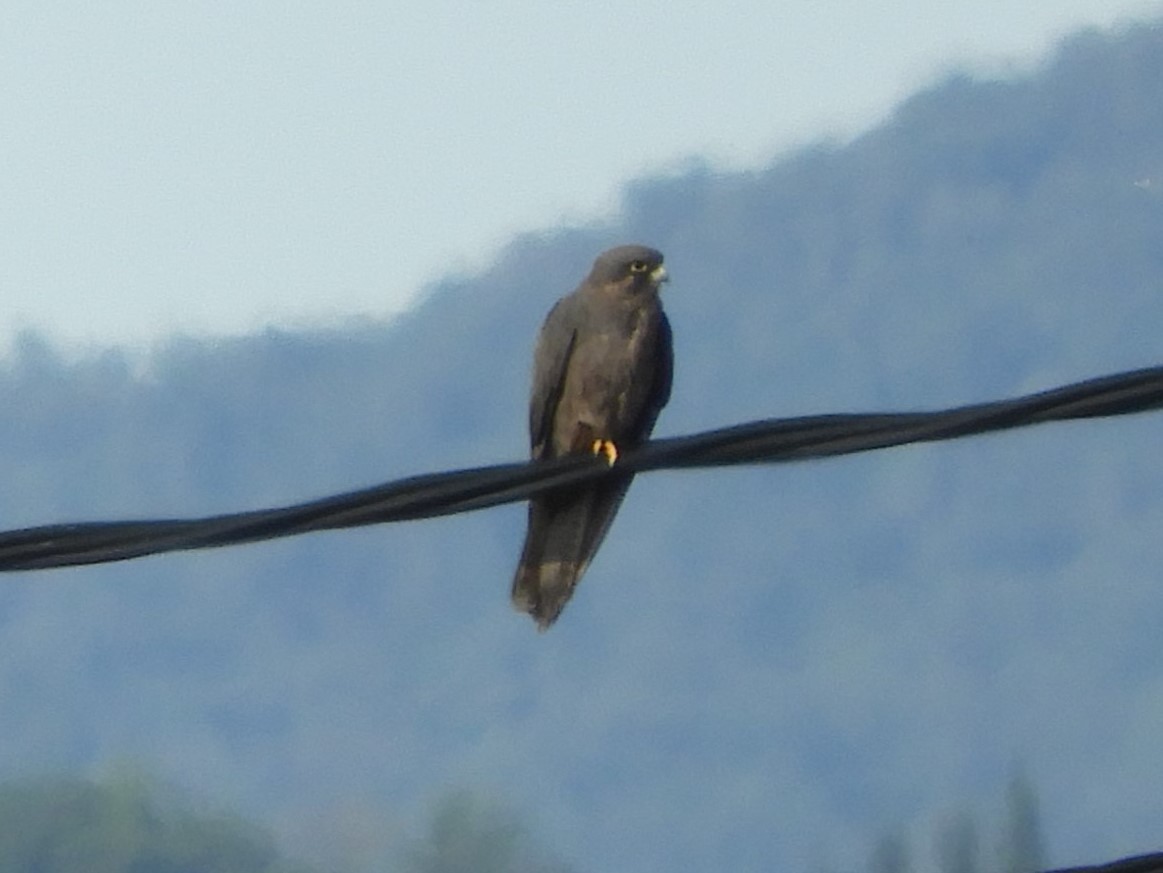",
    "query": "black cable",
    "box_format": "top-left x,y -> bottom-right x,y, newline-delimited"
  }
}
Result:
1046,852 -> 1163,873
2,364 -> 1162,572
